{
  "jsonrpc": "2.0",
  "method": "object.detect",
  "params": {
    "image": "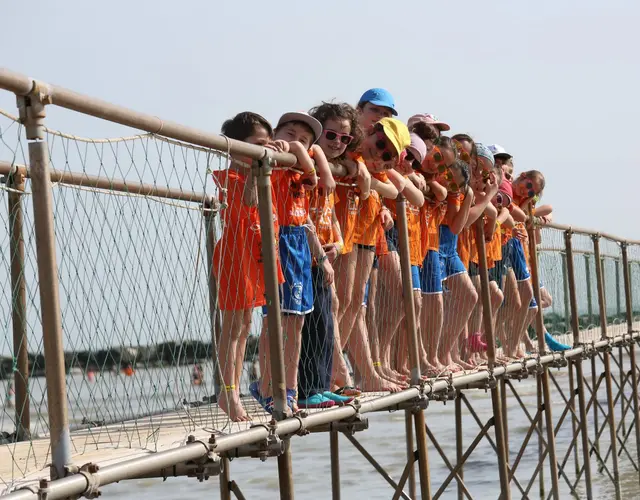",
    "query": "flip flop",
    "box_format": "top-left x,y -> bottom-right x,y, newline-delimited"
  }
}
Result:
467,332 -> 488,352
298,393 -> 336,409
322,391 -> 354,404
545,332 -> 571,352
